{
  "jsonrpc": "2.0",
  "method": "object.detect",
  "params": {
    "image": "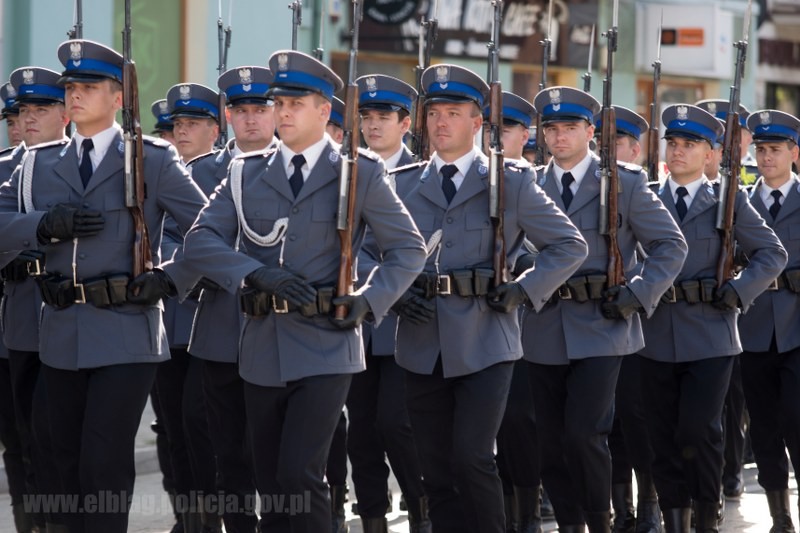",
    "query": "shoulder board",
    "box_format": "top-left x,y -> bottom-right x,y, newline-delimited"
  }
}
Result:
235,145 -> 277,161
185,150 -> 217,167
27,139 -> 69,152
618,161 -> 643,173
647,181 -> 660,193
357,147 -> 380,162
388,160 -> 427,176
0,146 -> 14,157
143,134 -> 173,149
742,184 -> 754,194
